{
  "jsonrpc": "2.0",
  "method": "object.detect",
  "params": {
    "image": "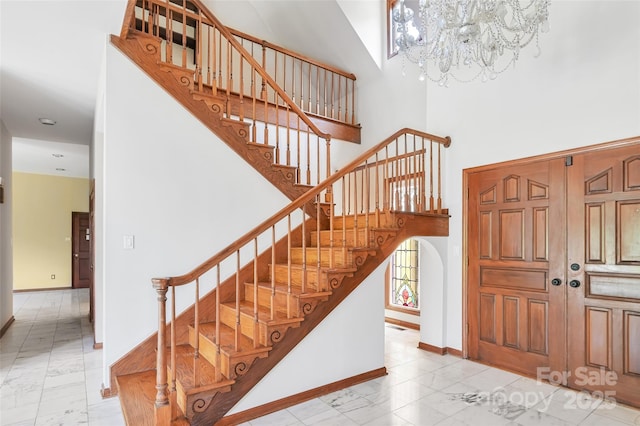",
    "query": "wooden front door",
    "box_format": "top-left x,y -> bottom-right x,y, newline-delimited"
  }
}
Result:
566,146 -> 640,407
72,212 -> 91,289
467,158 -> 566,376
466,139 -> 640,408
